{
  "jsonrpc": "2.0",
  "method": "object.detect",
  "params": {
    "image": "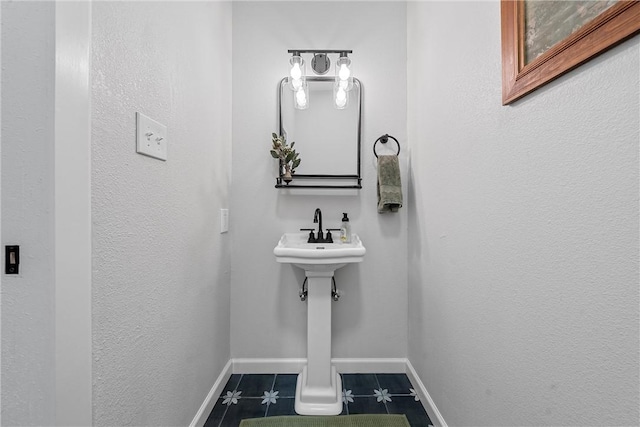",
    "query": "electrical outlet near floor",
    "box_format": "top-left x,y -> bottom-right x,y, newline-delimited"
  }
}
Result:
136,112 -> 167,161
